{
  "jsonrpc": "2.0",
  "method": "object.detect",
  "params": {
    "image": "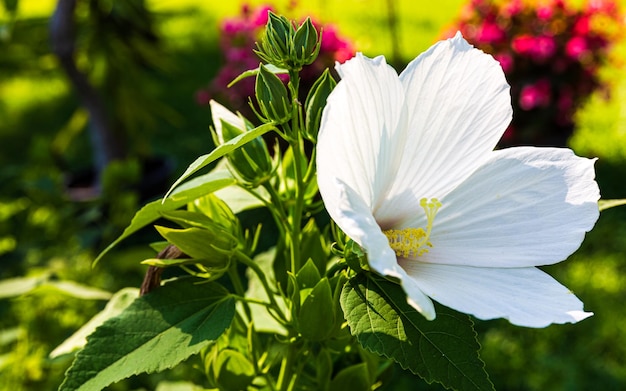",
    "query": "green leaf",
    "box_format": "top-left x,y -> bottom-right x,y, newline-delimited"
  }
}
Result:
599,198 -> 626,211
0,276 -> 45,298
340,274 -> 493,391
211,349 -> 256,391
296,258 -> 321,289
163,122 -> 275,200
300,219 -> 329,275
59,280 -> 235,391
50,288 -> 139,358
94,170 -> 236,265
329,363 -> 371,391
298,278 -> 335,341
227,64 -> 288,88
44,281 -> 112,300
0,275 -> 111,300
213,185 -> 268,214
